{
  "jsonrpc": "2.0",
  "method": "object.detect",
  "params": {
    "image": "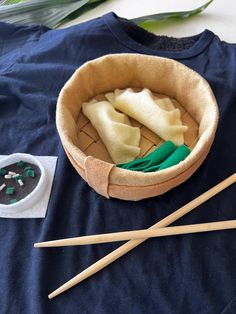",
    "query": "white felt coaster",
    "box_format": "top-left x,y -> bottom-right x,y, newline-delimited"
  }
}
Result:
0,155 -> 57,219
